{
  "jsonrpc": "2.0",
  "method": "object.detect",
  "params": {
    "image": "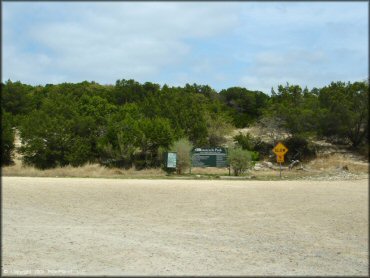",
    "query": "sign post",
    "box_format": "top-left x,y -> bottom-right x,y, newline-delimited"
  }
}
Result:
272,142 -> 288,178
